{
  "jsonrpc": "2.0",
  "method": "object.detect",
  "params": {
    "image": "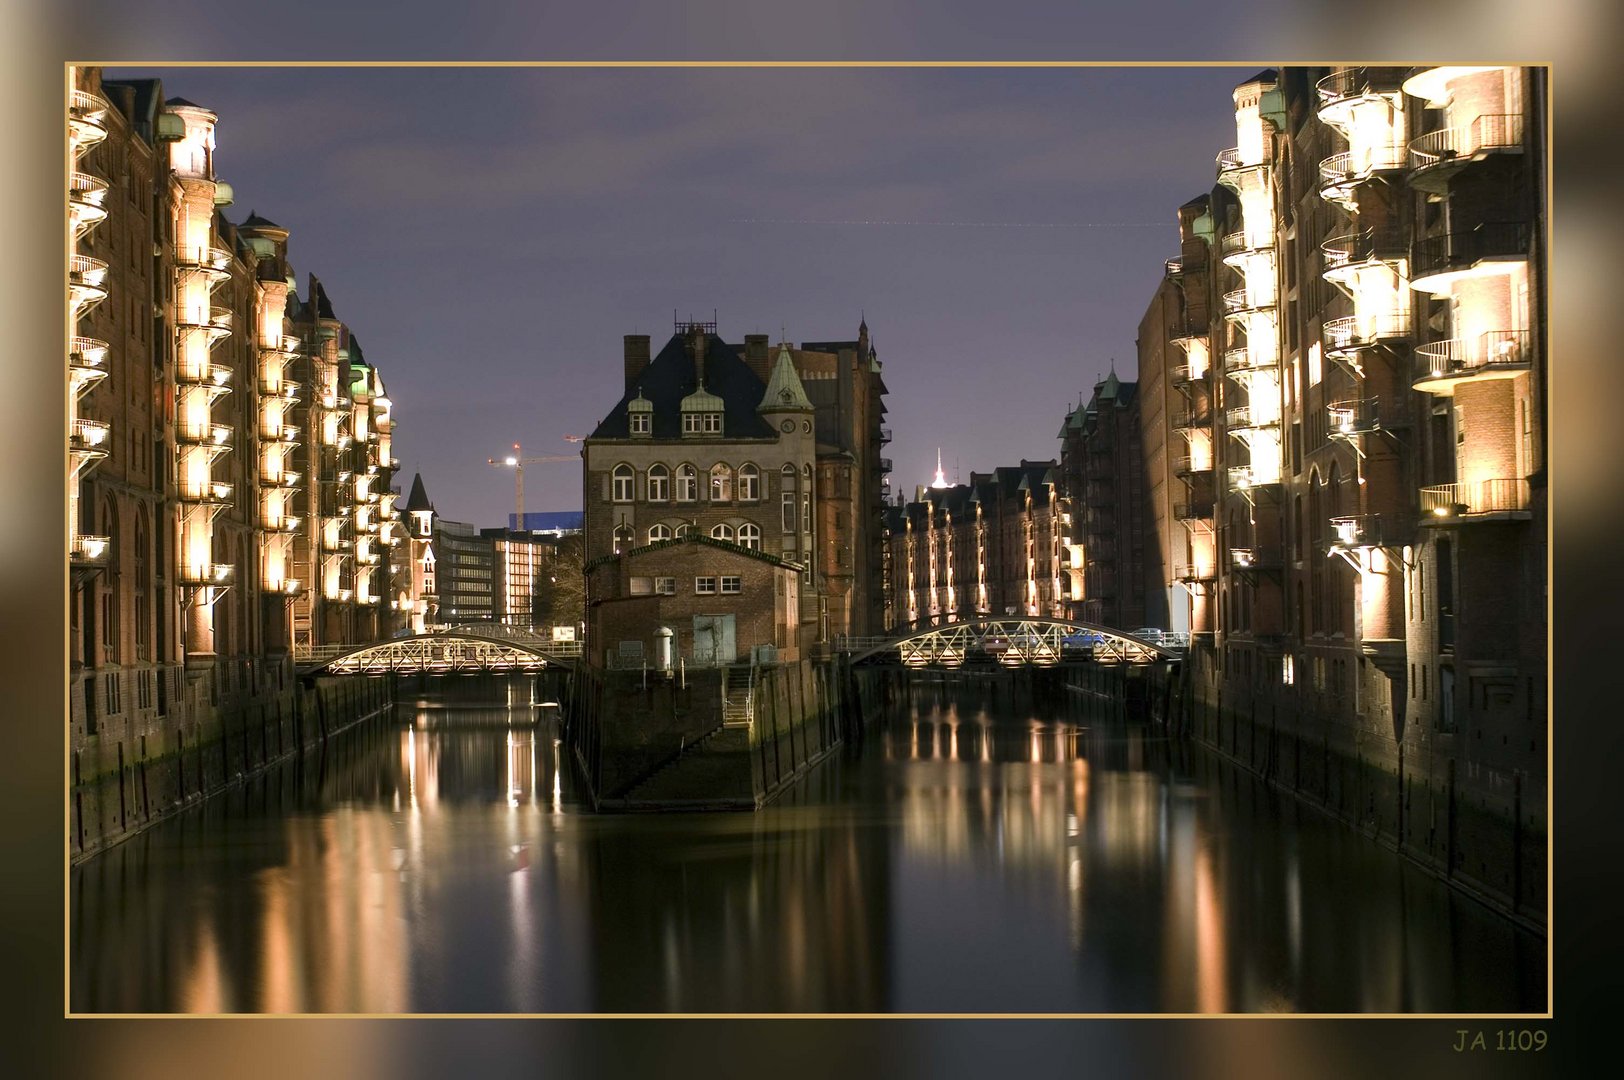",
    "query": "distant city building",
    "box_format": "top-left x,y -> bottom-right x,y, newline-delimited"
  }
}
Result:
1057,371 -> 1150,629
507,510 -> 585,535
582,319 -> 888,666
